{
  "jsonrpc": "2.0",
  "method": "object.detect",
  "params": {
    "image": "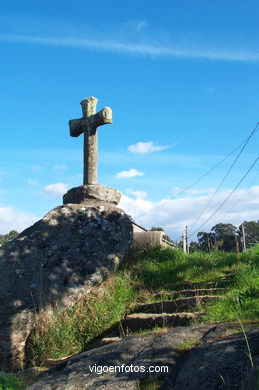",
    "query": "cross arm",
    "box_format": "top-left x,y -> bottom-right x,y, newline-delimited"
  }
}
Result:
69,118 -> 84,137
69,107 -> 112,137
93,107 -> 112,128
